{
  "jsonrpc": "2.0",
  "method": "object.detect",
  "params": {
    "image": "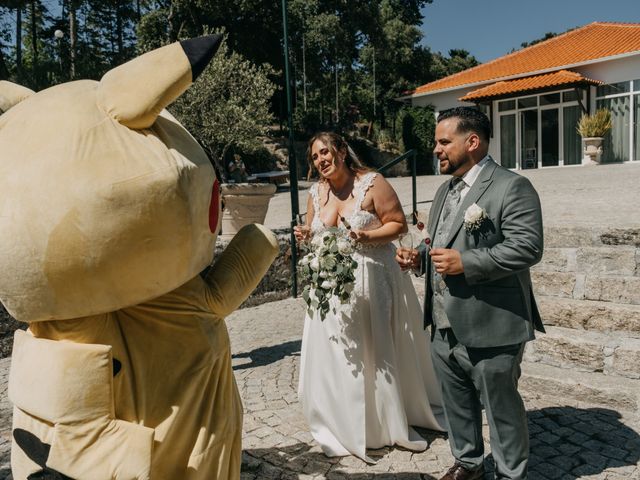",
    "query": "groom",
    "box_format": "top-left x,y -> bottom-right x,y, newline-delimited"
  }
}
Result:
397,107 -> 544,480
